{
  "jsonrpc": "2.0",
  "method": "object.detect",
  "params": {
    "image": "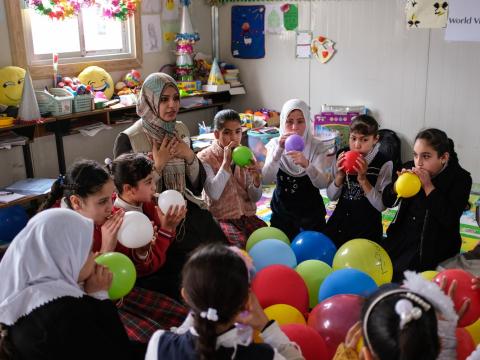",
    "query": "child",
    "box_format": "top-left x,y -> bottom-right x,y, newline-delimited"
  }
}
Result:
197,109 -> 266,248
145,244 -> 304,360
324,115 -> 393,247
262,99 -> 332,241
382,128 -> 472,281
334,271 -> 460,360
0,209 -> 142,359
108,153 -> 187,278
39,160 -> 188,343
113,72 -> 227,299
